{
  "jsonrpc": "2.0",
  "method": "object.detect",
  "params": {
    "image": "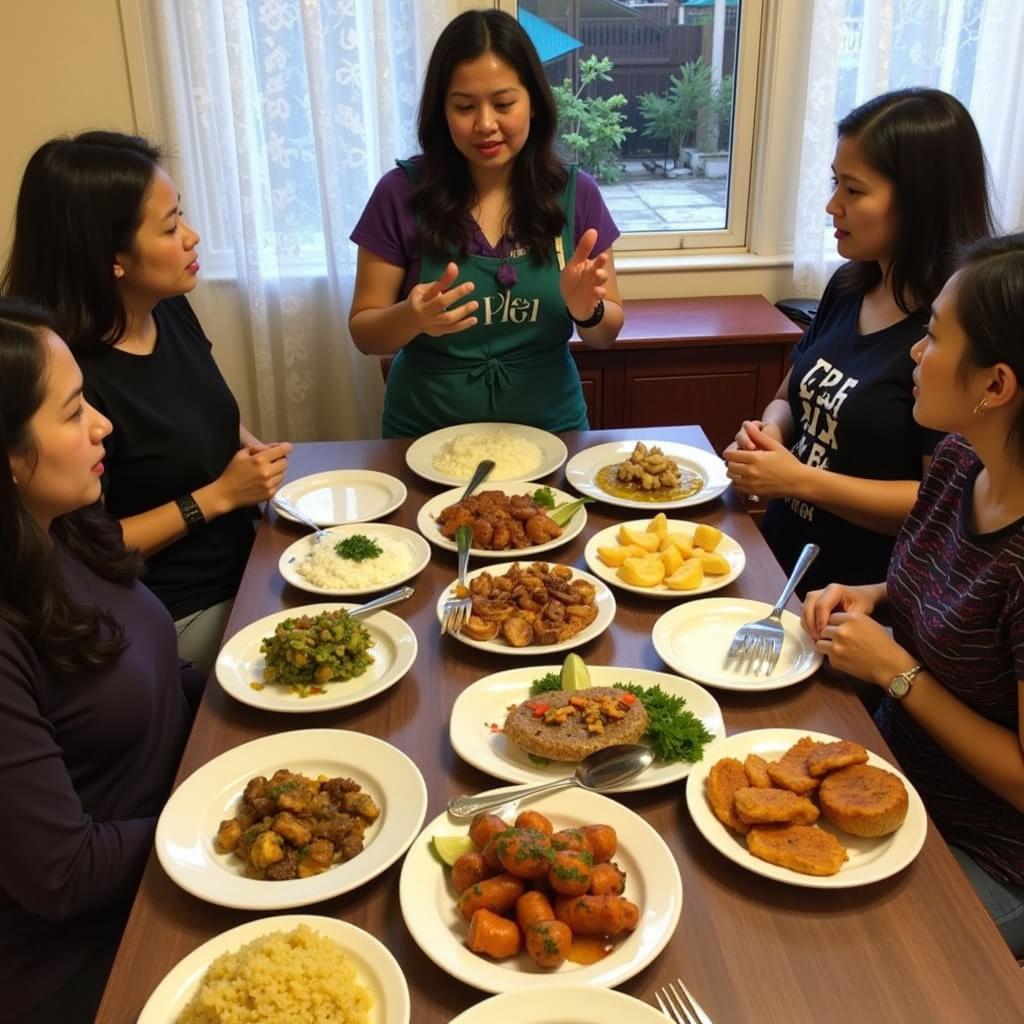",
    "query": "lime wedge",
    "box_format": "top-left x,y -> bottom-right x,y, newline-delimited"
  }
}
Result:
560,652 -> 592,691
431,835 -> 476,866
